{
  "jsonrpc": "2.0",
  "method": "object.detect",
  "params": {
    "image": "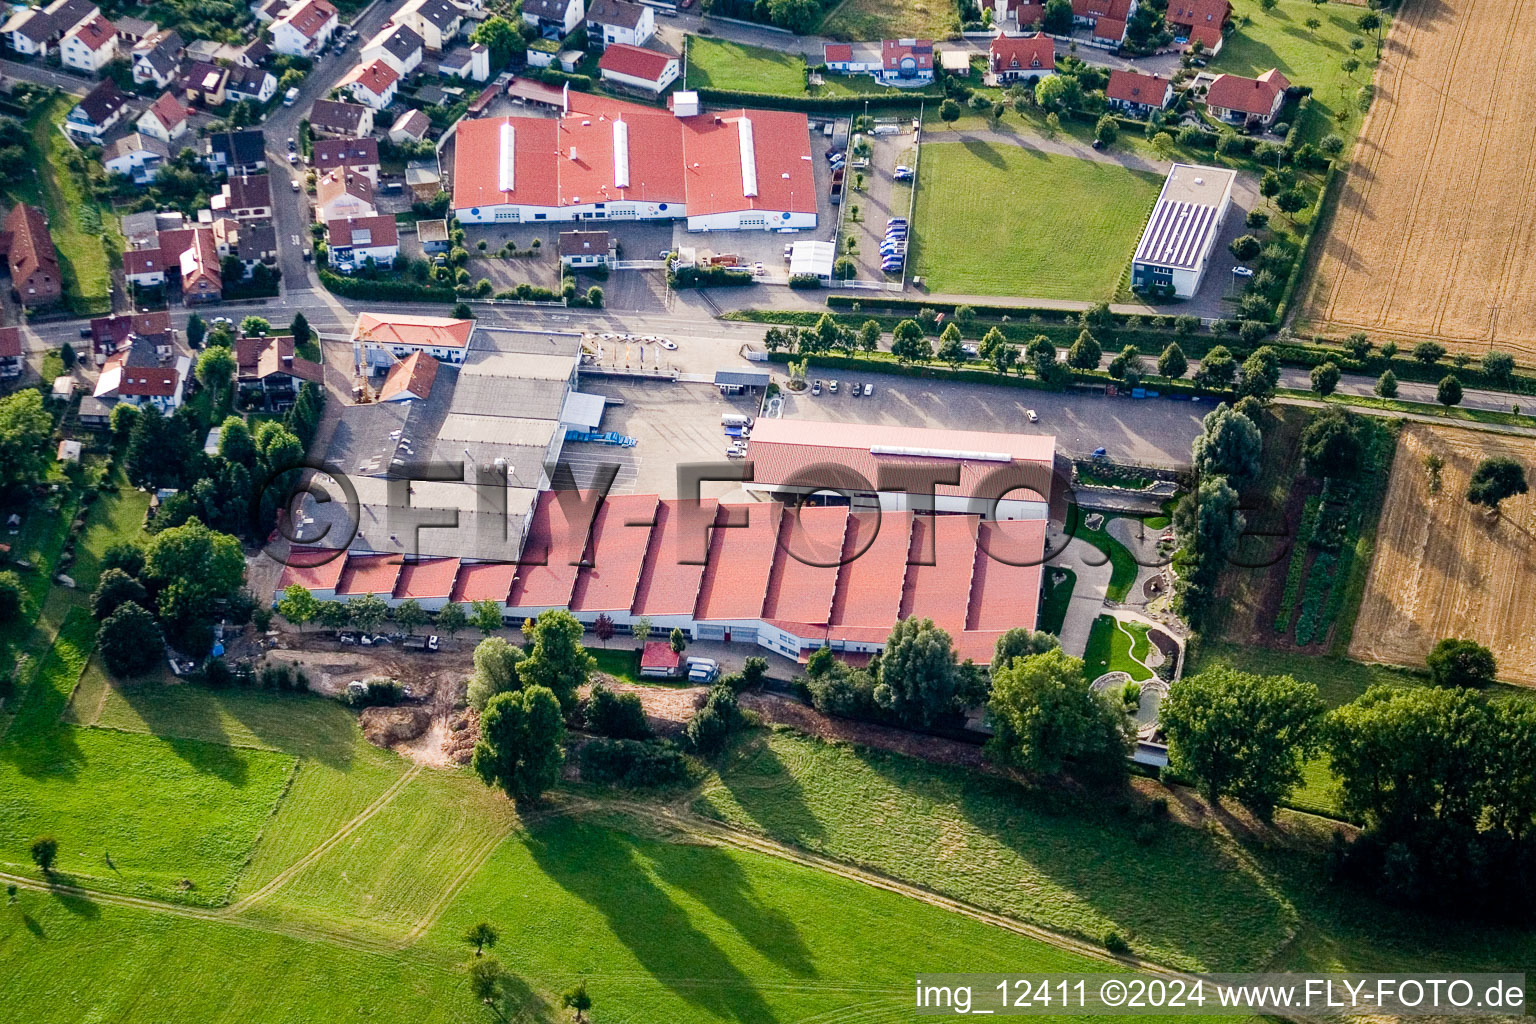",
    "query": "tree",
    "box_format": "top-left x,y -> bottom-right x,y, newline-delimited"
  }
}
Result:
1259,0 -> 1277,10
1160,669 -> 1325,819
1358,9 -> 1382,53
468,635 -> 525,711
1192,403 -> 1263,491
84,569 -> 140,623
1466,456 -> 1528,514
631,616 -> 652,646
685,683 -> 742,758
890,320 -> 932,364
858,319 -> 881,352
1193,346 -> 1237,388
464,921 -> 499,957
1275,188 -> 1307,222
562,981 -> 593,1022
1035,73 -> 1068,111
939,98 -> 961,122
98,601 -> 164,677
1066,329 -> 1101,370
436,602 -> 467,637
217,416 -> 257,469
1375,368 -> 1398,398
29,836 -> 57,874
1042,0 -> 1074,36
109,402 -> 139,444
978,326 -> 1006,361
1157,342 -> 1188,379
1426,638 -> 1497,689
186,313 -> 206,349
469,14 -> 520,67
0,390 -> 53,491
277,583 -> 320,631
472,686 -> 566,803
874,617 -> 961,726
393,598 -> 427,635
470,599 -> 504,636
1436,375 -> 1463,407
1413,340 -> 1446,366
145,519 -> 245,622
1094,114 -> 1118,145
767,0 -> 819,32
990,628 -> 1059,674
1341,55 -> 1360,77
1299,406 -> 1363,478
592,612 -> 615,647
467,956 -> 503,1005
195,345 -> 236,404
1229,234 -> 1262,261
586,684 -> 650,740
1342,331 -> 1372,360
254,420 -> 305,474
668,626 -> 687,654
289,312 -> 312,349
0,569 -> 21,624
936,323 -> 966,365
991,344 -> 1019,376
239,316 -> 270,337
316,601 -> 350,630
1310,360 -> 1341,397
1482,350 -> 1515,383
519,610 -> 594,712
450,302 -> 475,320
986,649 -> 1129,784
347,594 -> 390,635
1236,346 -> 1282,401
